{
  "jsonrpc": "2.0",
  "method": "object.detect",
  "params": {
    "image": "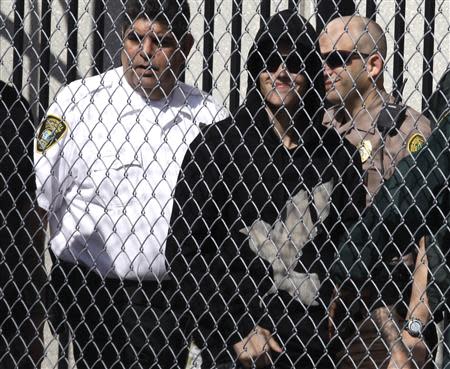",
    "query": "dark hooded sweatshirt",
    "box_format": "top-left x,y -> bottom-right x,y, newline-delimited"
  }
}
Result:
167,10 -> 365,368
